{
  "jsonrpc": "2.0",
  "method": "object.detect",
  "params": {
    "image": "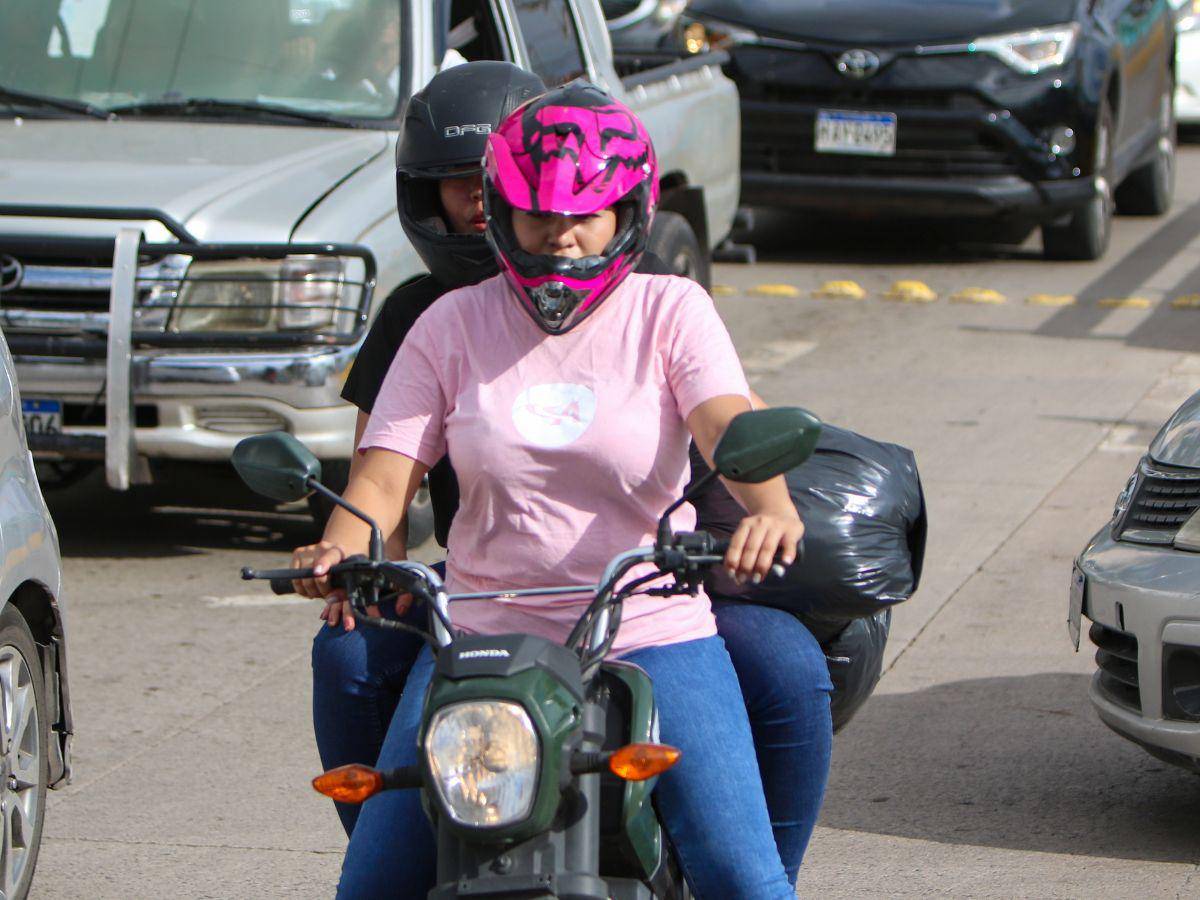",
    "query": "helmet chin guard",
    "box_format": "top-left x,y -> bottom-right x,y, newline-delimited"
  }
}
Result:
483,83 -> 659,335
530,281 -> 588,330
